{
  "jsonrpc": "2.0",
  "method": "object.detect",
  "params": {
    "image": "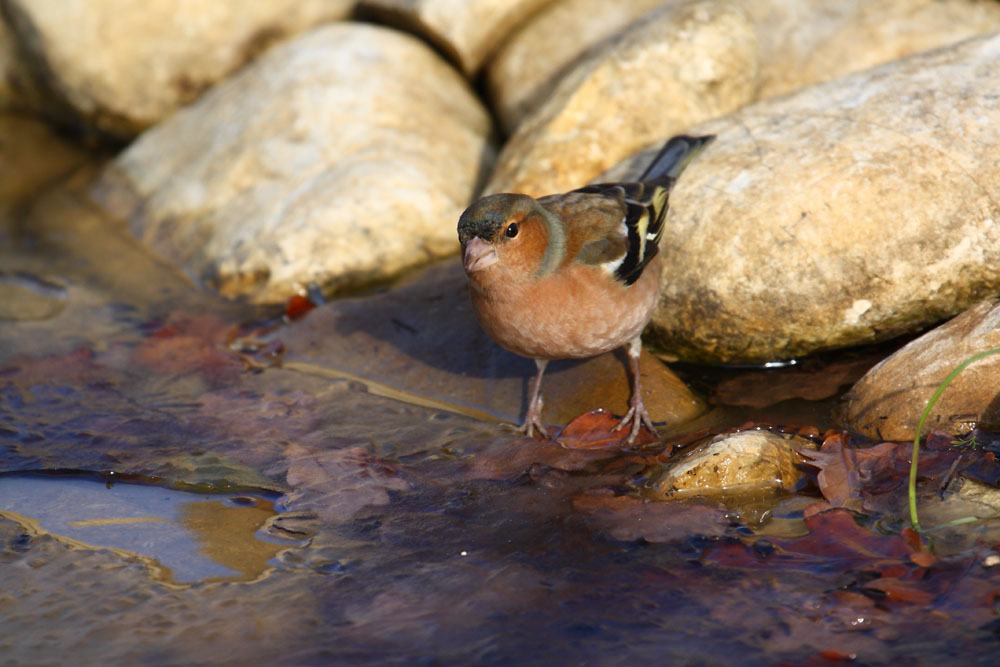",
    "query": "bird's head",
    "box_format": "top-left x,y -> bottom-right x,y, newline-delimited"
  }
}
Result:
457,193 -> 554,284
